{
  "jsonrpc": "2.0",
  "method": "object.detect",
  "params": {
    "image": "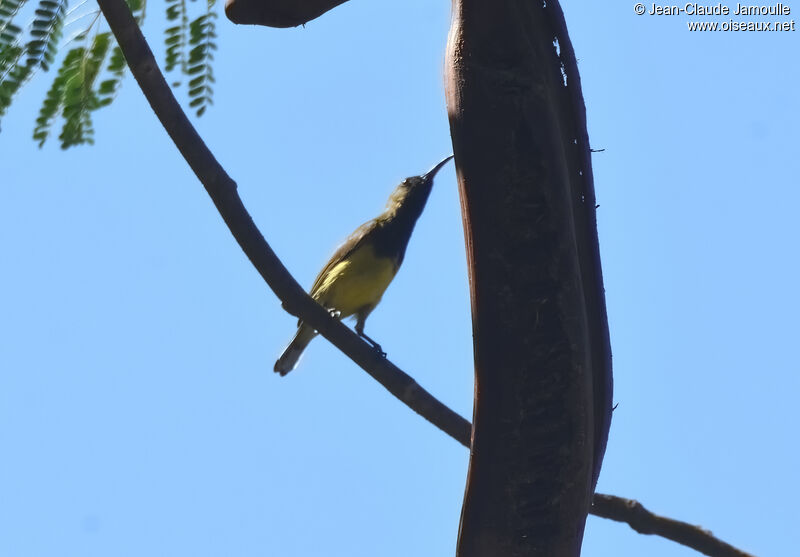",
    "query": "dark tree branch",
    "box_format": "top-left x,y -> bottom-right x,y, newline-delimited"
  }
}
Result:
225,0 -> 347,28
94,2 -> 757,556
592,495 -> 757,557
